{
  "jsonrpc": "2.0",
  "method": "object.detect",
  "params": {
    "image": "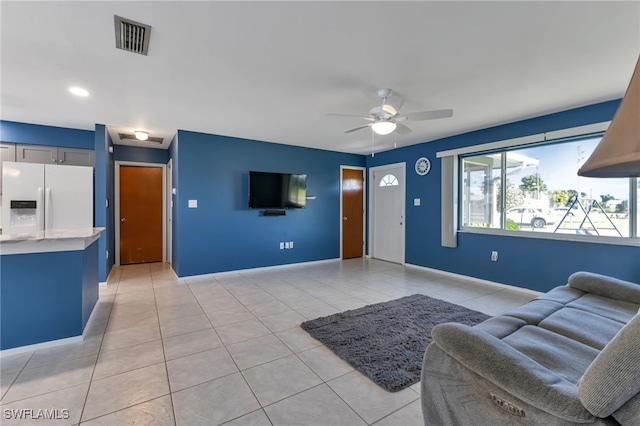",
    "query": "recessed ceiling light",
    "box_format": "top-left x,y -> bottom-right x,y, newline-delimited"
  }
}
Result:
134,130 -> 149,141
69,86 -> 89,97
